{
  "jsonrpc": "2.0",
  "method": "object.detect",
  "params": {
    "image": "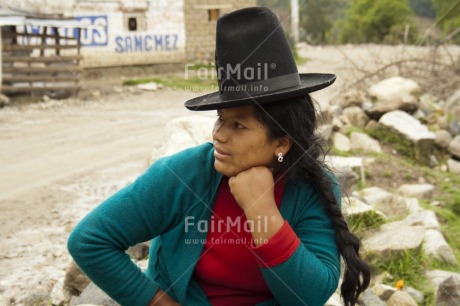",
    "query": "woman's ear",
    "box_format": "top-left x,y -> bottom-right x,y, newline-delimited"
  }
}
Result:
275,136 -> 293,156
